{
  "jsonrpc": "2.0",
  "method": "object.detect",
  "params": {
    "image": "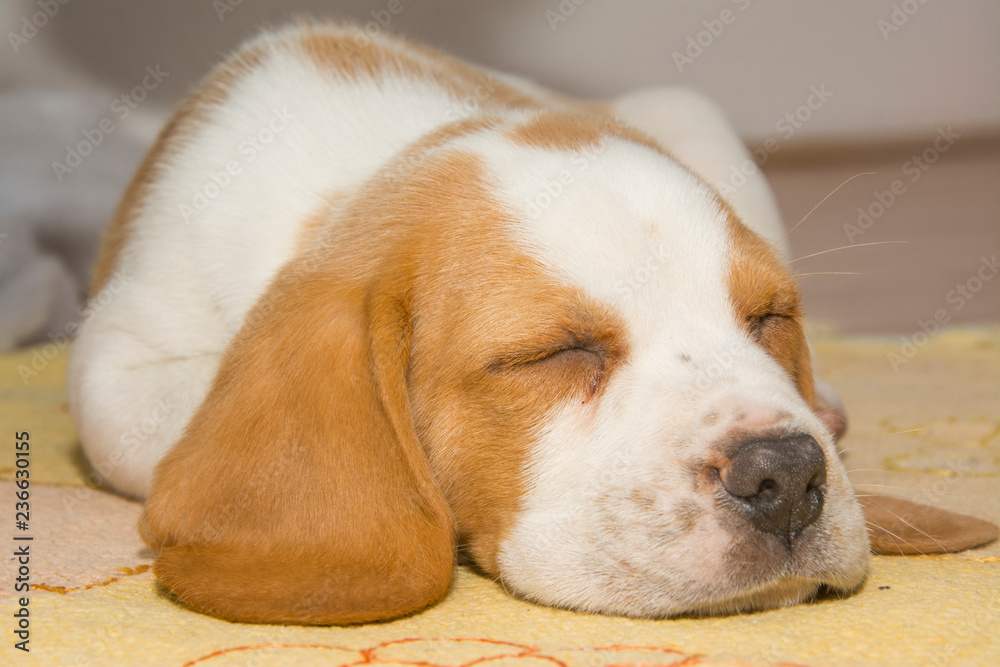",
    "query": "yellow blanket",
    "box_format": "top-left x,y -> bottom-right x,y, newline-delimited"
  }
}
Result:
1,328 -> 997,666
